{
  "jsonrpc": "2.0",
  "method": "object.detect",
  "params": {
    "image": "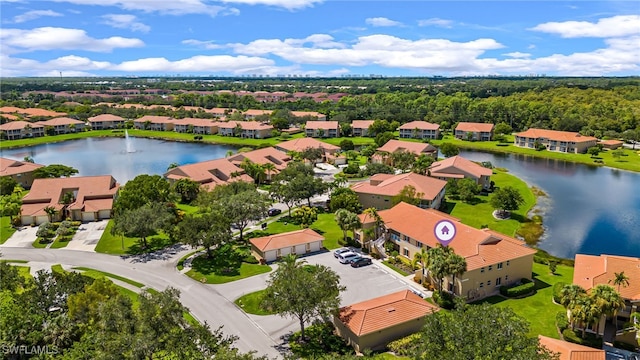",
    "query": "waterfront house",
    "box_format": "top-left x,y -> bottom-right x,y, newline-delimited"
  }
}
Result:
356,202 -> 536,301
275,137 -> 340,162
37,117 -> 86,134
333,290 -> 440,353
250,228 -> 324,263
217,121 -> 273,138
374,139 -> 438,164
398,121 -> 440,140
0,120 -> 45,140
599,139 -> 624,150
514,129 -> 597,154
227,147 -> 291,180
164,158 -> 253,190
428,155 -> 493,189
351,120 -> 375,137
454,122 -> 494,141
20,176 -> 119,225
173,118 -> 220,135
88,114 -> 126,130
133,115 -> 176,131
350,172 -> 447,210
0,157 -> 44,189
305,121 -> 340,138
